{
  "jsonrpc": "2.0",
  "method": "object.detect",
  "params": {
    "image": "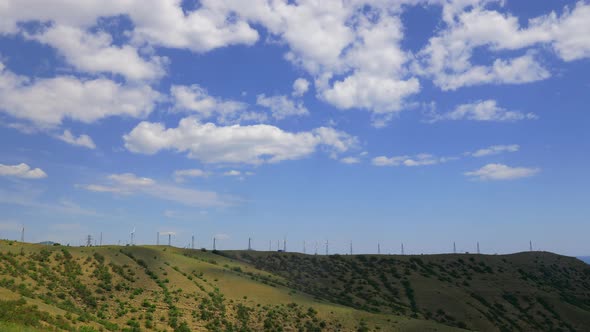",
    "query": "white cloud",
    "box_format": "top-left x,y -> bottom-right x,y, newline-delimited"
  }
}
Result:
430,100 -> 537,122
471,144 -> 519,157
31,24 -> 166,81
532,2 -> 590,62
0,163 -> 47,179
80,173 -> 231,207
256,94 -> 309,120
0,0 -> 259,52
173,169 -> 209,183
416,2 -> 590,90
292,78 -> 310,96
321,73 -> 420,115
171,84 -> 265,124
56,130 -> 96,149
340,156 -> 360,164
0,63 -> 159,128
465,163 -> 540,181
124,117 -> 357,165
223,170 -> 241,177
372,154 -> 451,167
